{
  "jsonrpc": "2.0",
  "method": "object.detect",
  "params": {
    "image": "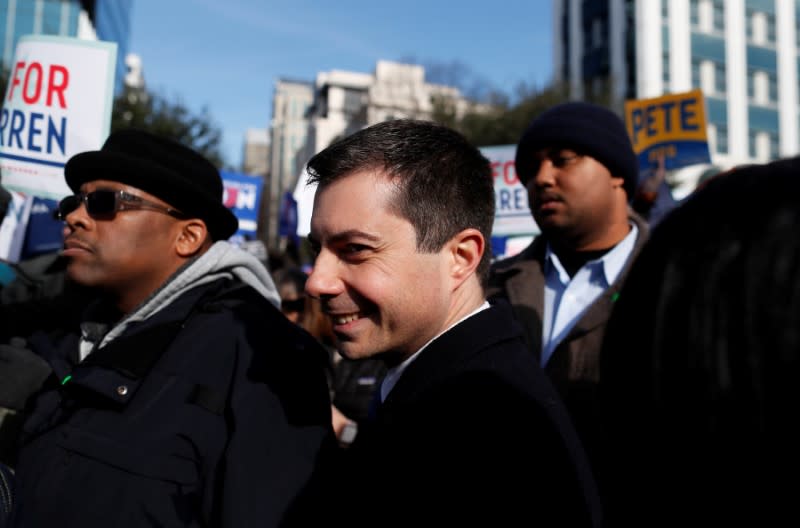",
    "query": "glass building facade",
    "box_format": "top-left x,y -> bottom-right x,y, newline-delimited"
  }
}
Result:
0,0 -> 132,93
